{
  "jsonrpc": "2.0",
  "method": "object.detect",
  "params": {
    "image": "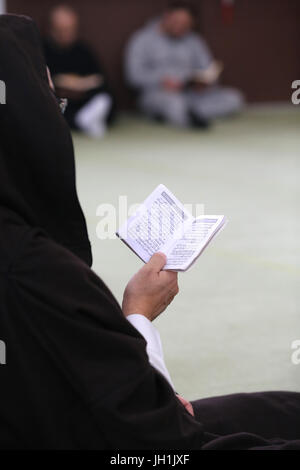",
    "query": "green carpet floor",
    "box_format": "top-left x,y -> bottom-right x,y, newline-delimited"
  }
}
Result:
73,106 -> 300,400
